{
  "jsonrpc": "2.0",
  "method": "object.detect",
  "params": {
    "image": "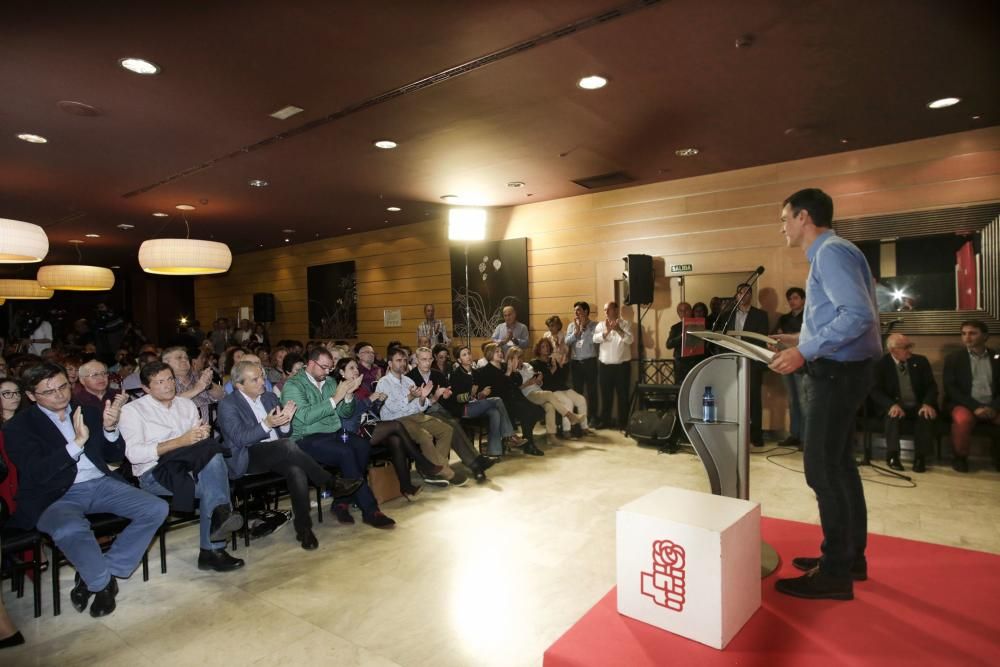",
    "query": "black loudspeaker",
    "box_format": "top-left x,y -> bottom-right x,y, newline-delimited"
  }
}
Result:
625,254 -> 654,305
253,292 -> 275,323
628,408 -> 677,444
